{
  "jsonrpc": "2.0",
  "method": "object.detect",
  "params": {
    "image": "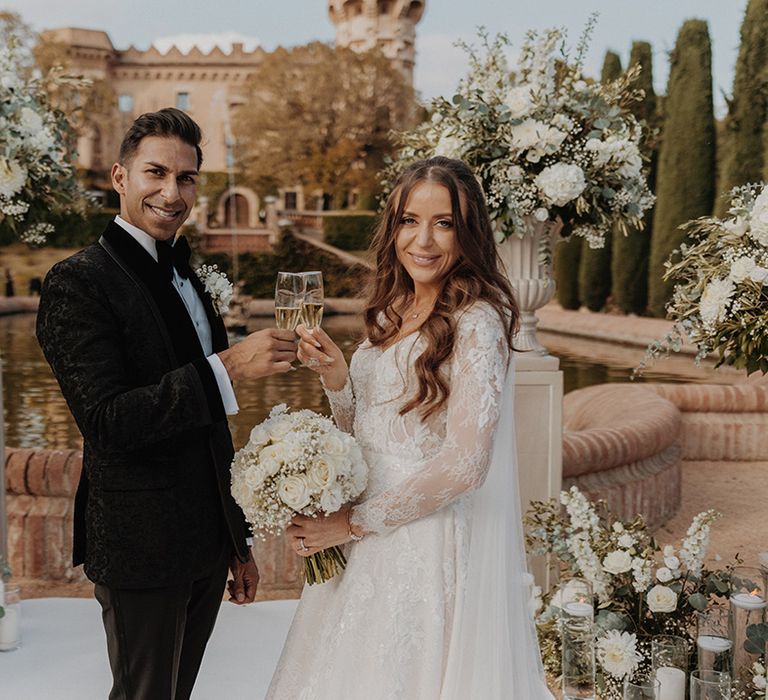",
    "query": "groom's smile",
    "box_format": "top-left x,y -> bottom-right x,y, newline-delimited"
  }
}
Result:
111,135 -> 199,242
